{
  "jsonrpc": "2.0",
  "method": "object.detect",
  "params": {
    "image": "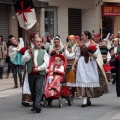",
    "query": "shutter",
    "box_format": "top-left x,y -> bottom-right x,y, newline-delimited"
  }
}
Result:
68,8 -> 82,36
0,4 -> 9,42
